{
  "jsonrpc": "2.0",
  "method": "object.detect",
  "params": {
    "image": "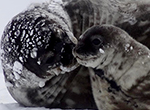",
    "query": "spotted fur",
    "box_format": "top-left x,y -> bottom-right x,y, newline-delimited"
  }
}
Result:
73,25 -> 150,110
1,0 -> 96,109
2,0 -> 150,109
71,0 -> 150,109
